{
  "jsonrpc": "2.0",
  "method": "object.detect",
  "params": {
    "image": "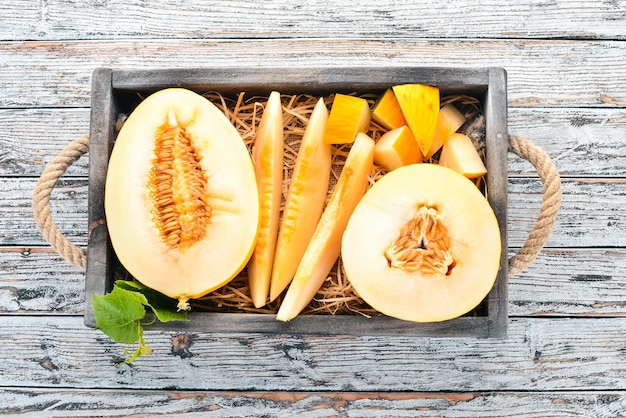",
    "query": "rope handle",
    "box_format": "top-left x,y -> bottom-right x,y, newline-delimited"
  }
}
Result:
32,134 -> 561,277
32,135 -> 89,270
507,135 -> 562,277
